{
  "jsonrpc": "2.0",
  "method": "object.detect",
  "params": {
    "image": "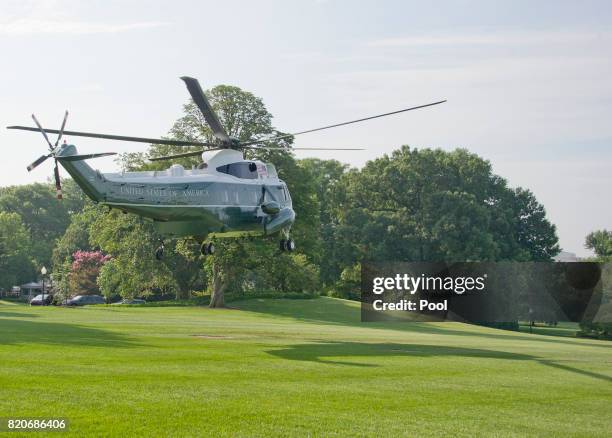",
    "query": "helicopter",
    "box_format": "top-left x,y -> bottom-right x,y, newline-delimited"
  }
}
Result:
7,77 -> 445,259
